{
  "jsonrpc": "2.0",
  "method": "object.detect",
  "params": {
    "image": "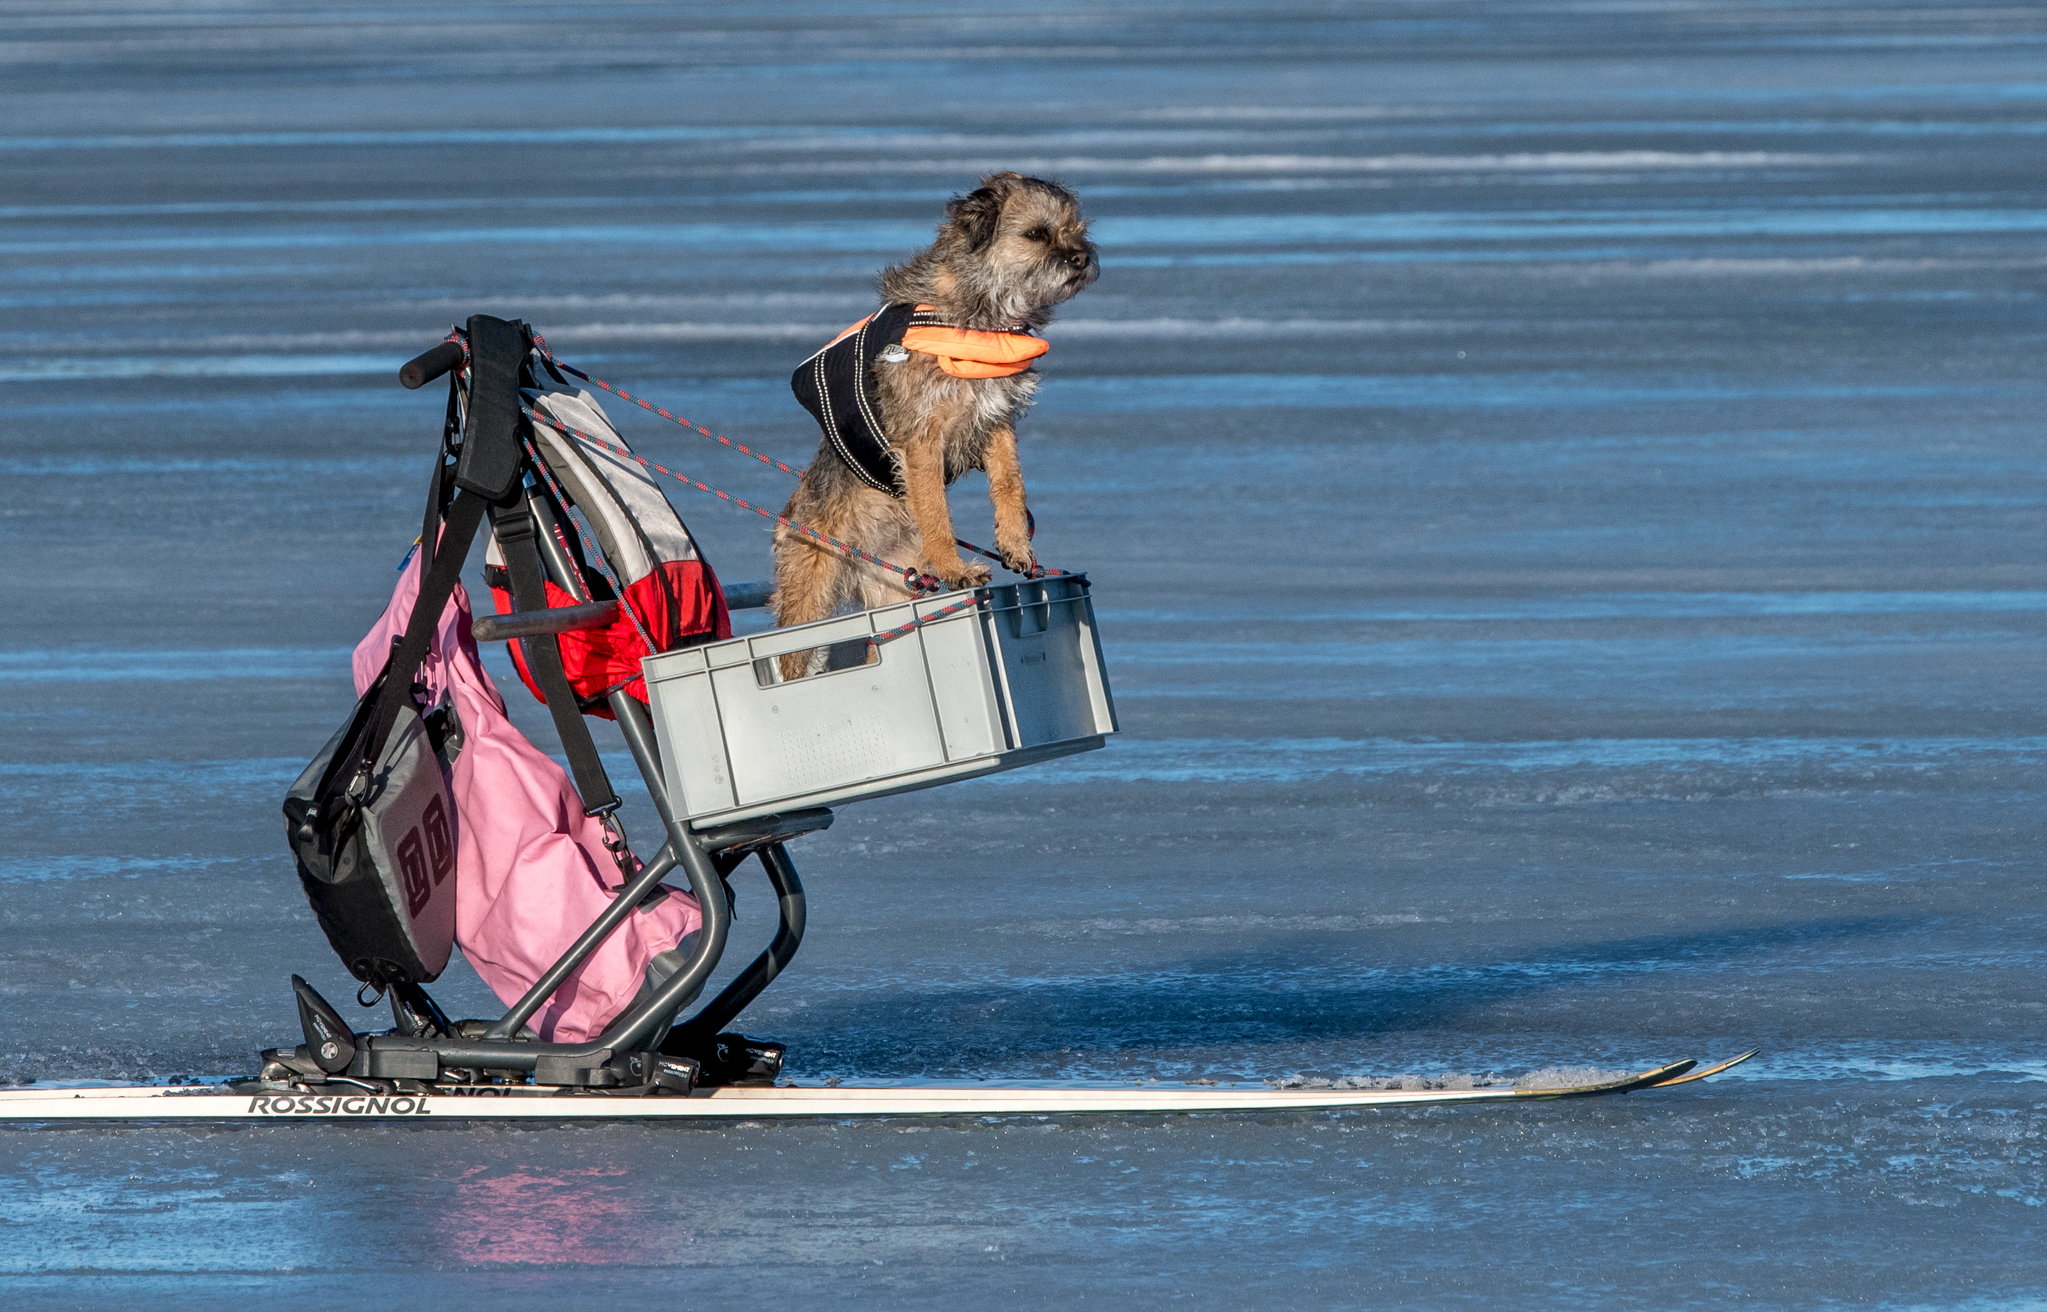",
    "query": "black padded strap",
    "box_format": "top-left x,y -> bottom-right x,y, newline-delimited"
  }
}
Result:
346,488 -> 488,796
487,499 -> 621,815
420,452 -> 448,563
455,315 -> 529,499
